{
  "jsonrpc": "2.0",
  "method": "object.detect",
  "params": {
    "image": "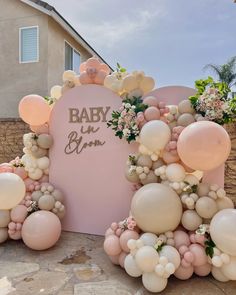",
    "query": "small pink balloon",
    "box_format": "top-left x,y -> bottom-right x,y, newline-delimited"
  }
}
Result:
119,230 -> 139,253
181,259 -> 191,268
169,141 -> 177,150
189,244 -> 208,267
139,119 -> 148,128
115,228 -> 122,237
137,112 -> 145,123
179,245 -> 189,255
0,164 -> 13,173
16,223 -> 22,231
144,107 -> 160,121
79,62 -> 87,73
111,222 -> 118,231
189,233 -> 196,243
94,70 -> 107,85
177,121 -> 231,171
118,251 -> 127,268
9,231 -> 21,240
13,167 -> 28,180
100,63 -> 110,75
105,228 -> 114,237
30,123 -> 49,134
184,251 -> 194,263
79,72 -> 93,84
8,229 -> 15,235
8,222 -> 16,230
162,150 -> 180,164
39,175 -> 49,183
174,231 -> 191,249
194,263 -> 211,276
195,234 -> 205,245
86,57 -> 101,70
109,254 -> 120,265
24,178 -> 35,191
103,235 -> 122,256
19,94 -> 51,126
175,265 -> 194,280
143,96 -> 158,107
11,205 -> 28,223
21,210 -> 61,250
